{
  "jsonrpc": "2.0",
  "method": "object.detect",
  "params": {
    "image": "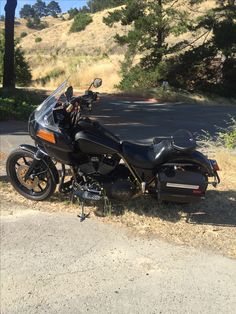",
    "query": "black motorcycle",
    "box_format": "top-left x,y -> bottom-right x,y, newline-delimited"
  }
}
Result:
6,78 -> 220,219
